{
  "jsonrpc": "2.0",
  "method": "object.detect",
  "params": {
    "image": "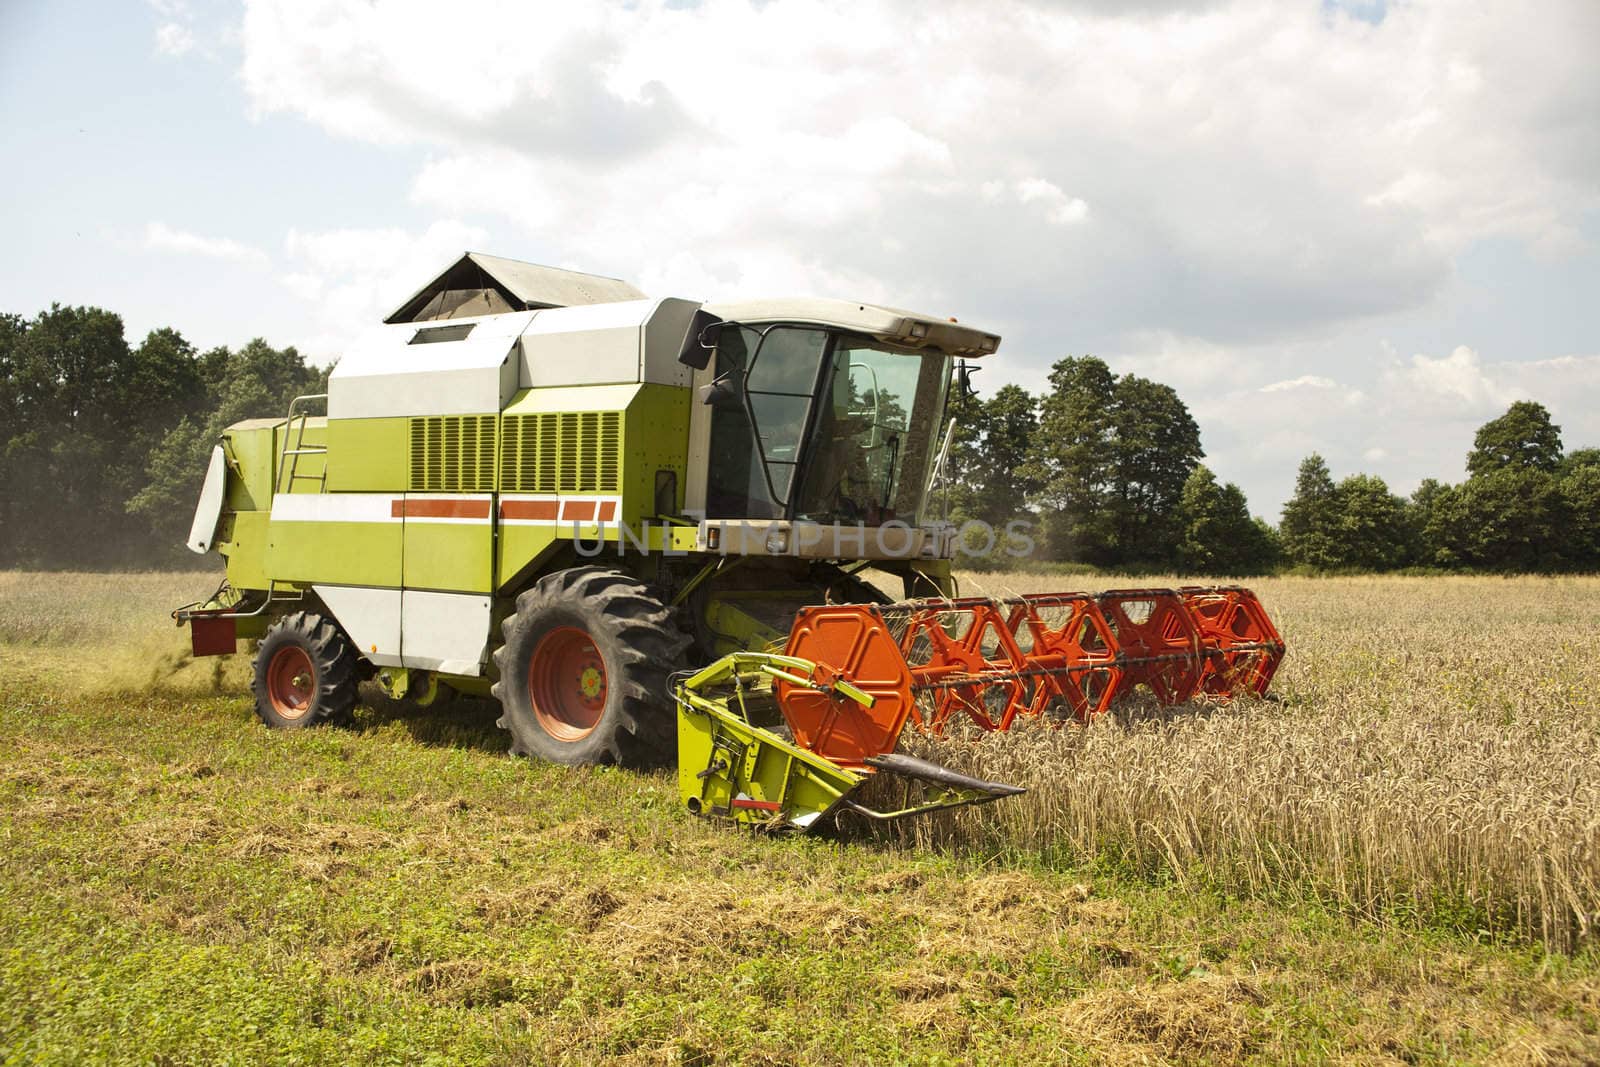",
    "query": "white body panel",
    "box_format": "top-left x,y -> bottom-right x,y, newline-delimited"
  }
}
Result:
504,382 -> 642,413
328,298 -> 700,420
328,311 -> 533,419
399,590 -> 492,675
187,445 -> 228,553
640,298 -> 702,385
683,359 -> 716,516
518,297 -> 699,390
314,585 -> 403,667
314,584 -> 491,676
270,493 -> 397,523
519,300 -> 652,388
